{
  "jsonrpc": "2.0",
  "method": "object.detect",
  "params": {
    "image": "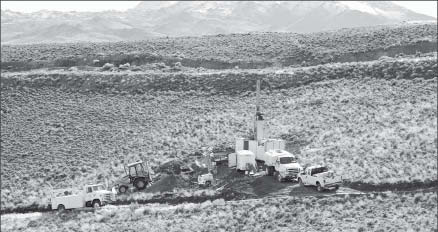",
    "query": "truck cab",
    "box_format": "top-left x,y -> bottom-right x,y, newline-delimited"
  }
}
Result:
274,154 -> 302,182
50,184 -> 115,210
298,166 -> 342,192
